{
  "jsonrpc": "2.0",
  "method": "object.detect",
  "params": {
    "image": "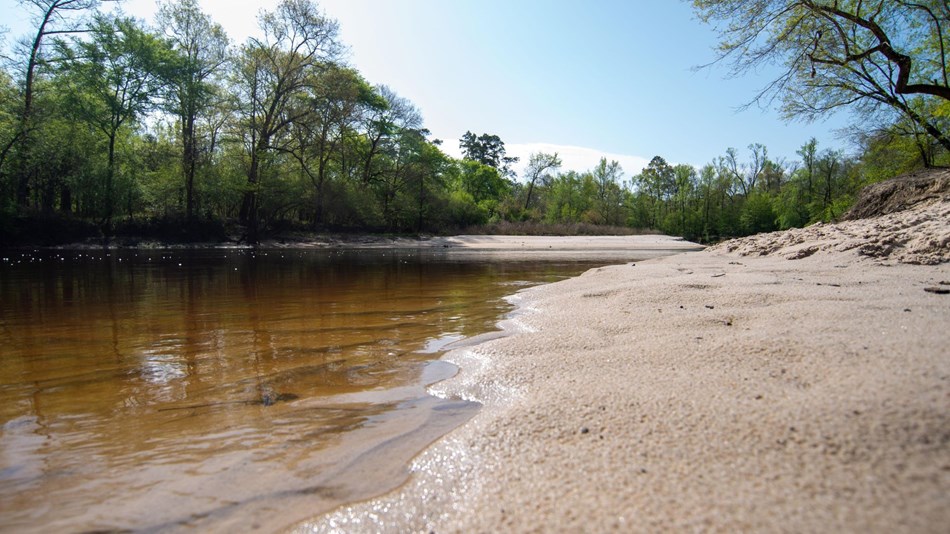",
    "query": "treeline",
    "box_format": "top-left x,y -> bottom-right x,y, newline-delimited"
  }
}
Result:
475,133 -> 936,243
2,0 -> 467,243
0,0 -> 944,245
